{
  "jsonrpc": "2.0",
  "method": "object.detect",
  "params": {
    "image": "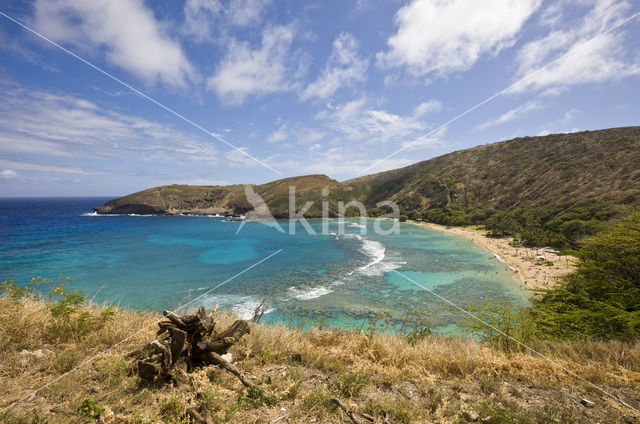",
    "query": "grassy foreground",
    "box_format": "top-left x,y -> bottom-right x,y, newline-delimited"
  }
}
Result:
1,297 -> 639,423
